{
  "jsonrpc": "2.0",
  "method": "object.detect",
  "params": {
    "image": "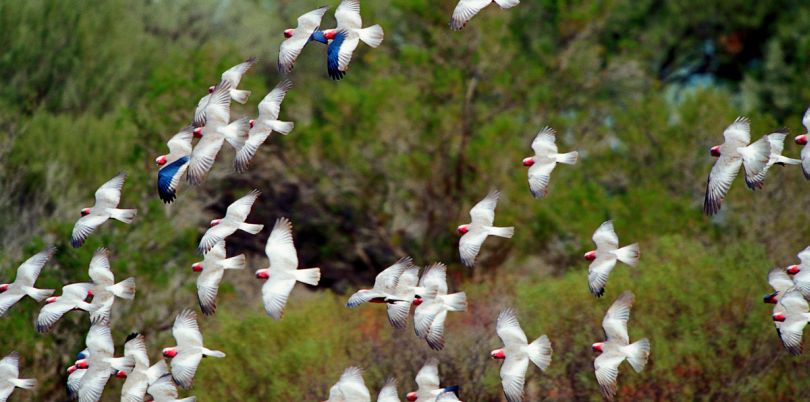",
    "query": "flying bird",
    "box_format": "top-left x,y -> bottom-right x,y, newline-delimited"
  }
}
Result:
522,127 -> 578,198
71,172 -> 137,247
278,6 -> 330,74
457,190 -> 514,267
256,217 -> 321,320
325,366 -> 371,402
162,309 -> 225,389
0,352 -> 36,402
210,57 -> 256,104
794,107 -> 810,179
87,248 -> 136,324
376,377 -> 401,402
450,0 -> 520,31
187,83 -> 250,185
120,333 -> 153,402
36,282 -> 94,333
147,373 -> 196,402
772,288 -> 810,356
74,321 -> 135,402
592,291 -> 650,401
234,79 -> 295,173
197,189 -> 263,255
412,263 -> 467,351
405,358 -> 460,402
191,240 -> 246,315
322,0 -> 385,80
0,246 -> 54,317
704,116 -> 771,215
763,267 -> 796,305
156,126 -> 194,203
491,308 -> 552,402
347,256 -> 413,309
584,220 -> 640,297
747,129 -> 801,188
